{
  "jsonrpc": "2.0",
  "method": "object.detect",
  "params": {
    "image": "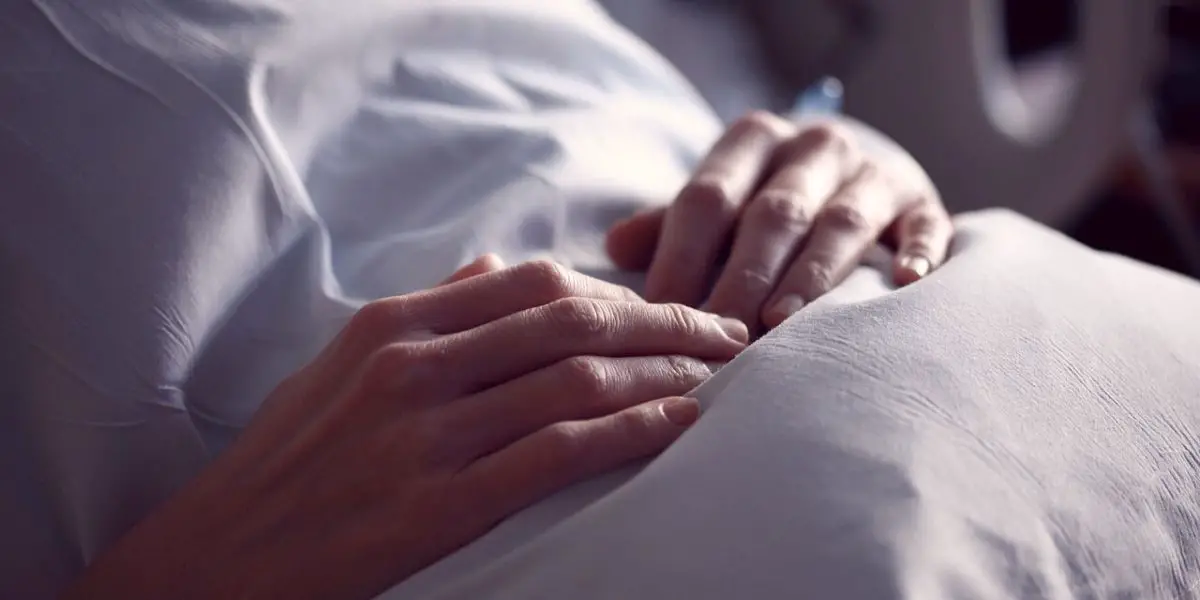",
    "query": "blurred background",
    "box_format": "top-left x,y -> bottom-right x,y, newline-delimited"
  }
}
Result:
1019,0 -> 1200,276
602,0 -> 1200,278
